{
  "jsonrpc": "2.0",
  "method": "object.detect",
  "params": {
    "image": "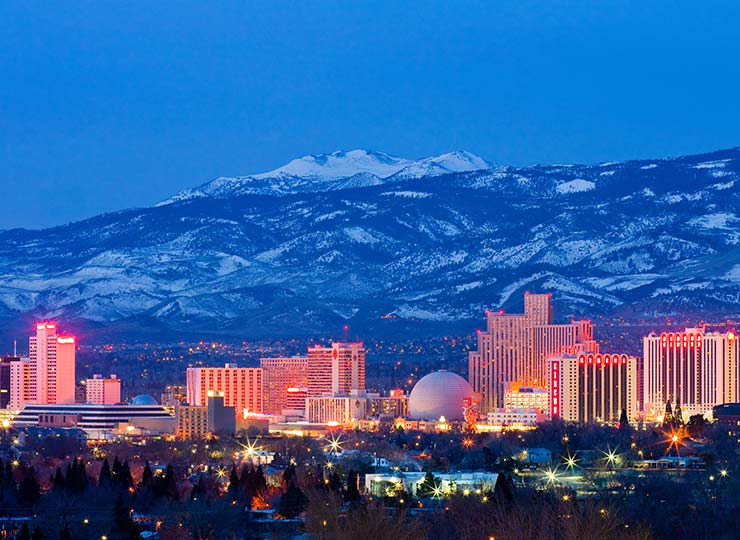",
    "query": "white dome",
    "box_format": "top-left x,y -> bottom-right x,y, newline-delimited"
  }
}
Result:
408,371 -> 473,421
